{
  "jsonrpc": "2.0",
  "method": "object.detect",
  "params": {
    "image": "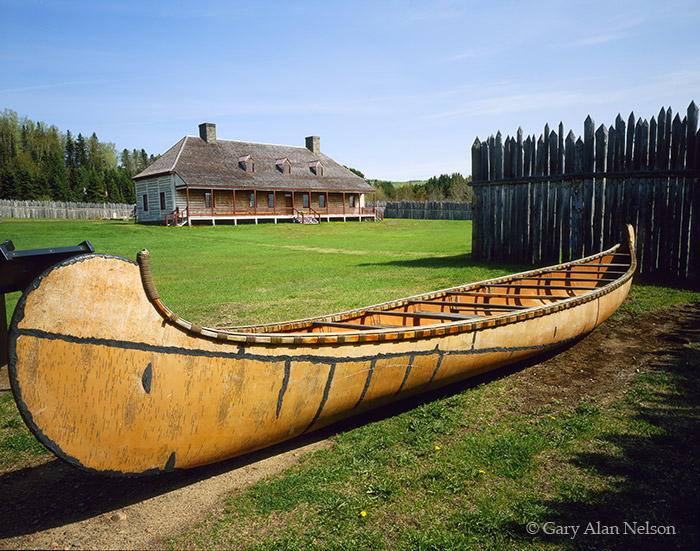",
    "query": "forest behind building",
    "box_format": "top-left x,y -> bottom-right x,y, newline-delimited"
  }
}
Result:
0,109 -> 157,204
